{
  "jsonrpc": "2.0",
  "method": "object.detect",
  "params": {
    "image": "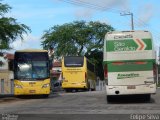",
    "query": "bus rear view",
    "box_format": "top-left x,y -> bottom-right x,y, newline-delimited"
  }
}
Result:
62,56 -> 96,92
103,31 -> 156,102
